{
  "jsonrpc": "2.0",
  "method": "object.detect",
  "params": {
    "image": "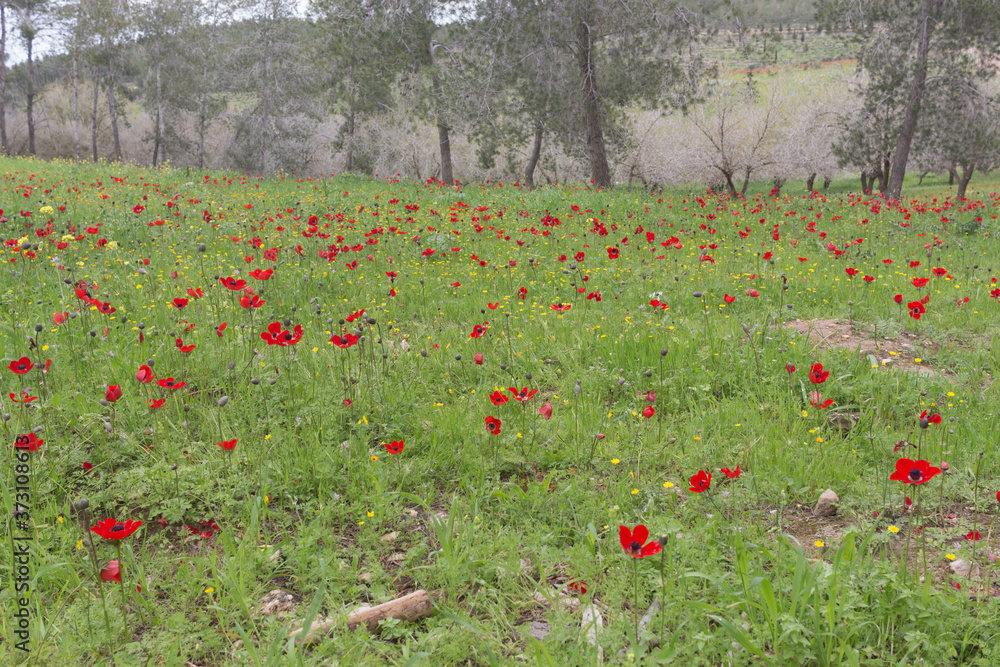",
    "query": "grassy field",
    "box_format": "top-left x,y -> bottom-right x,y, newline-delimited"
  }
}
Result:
2,157 -> 1000,665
